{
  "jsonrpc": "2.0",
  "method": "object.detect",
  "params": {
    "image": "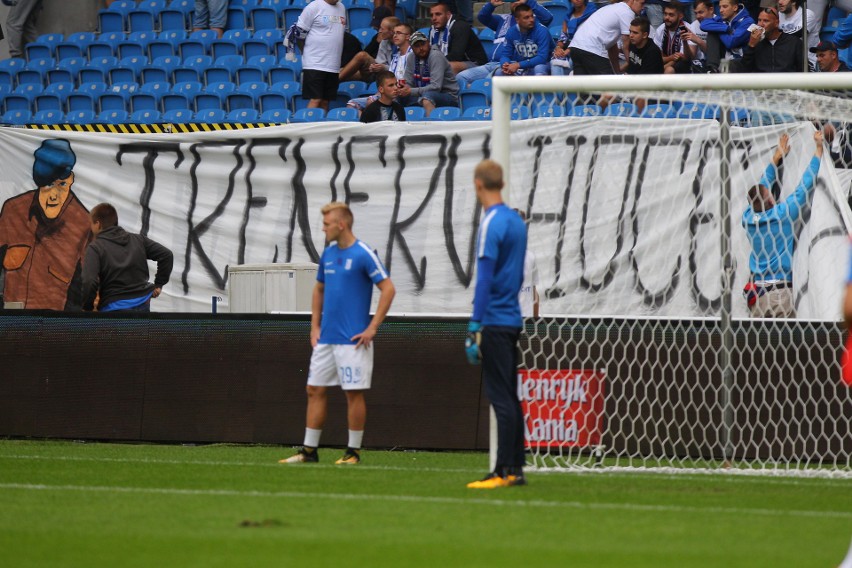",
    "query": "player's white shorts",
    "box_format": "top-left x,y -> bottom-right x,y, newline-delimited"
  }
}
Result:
307,343 -> 373,390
